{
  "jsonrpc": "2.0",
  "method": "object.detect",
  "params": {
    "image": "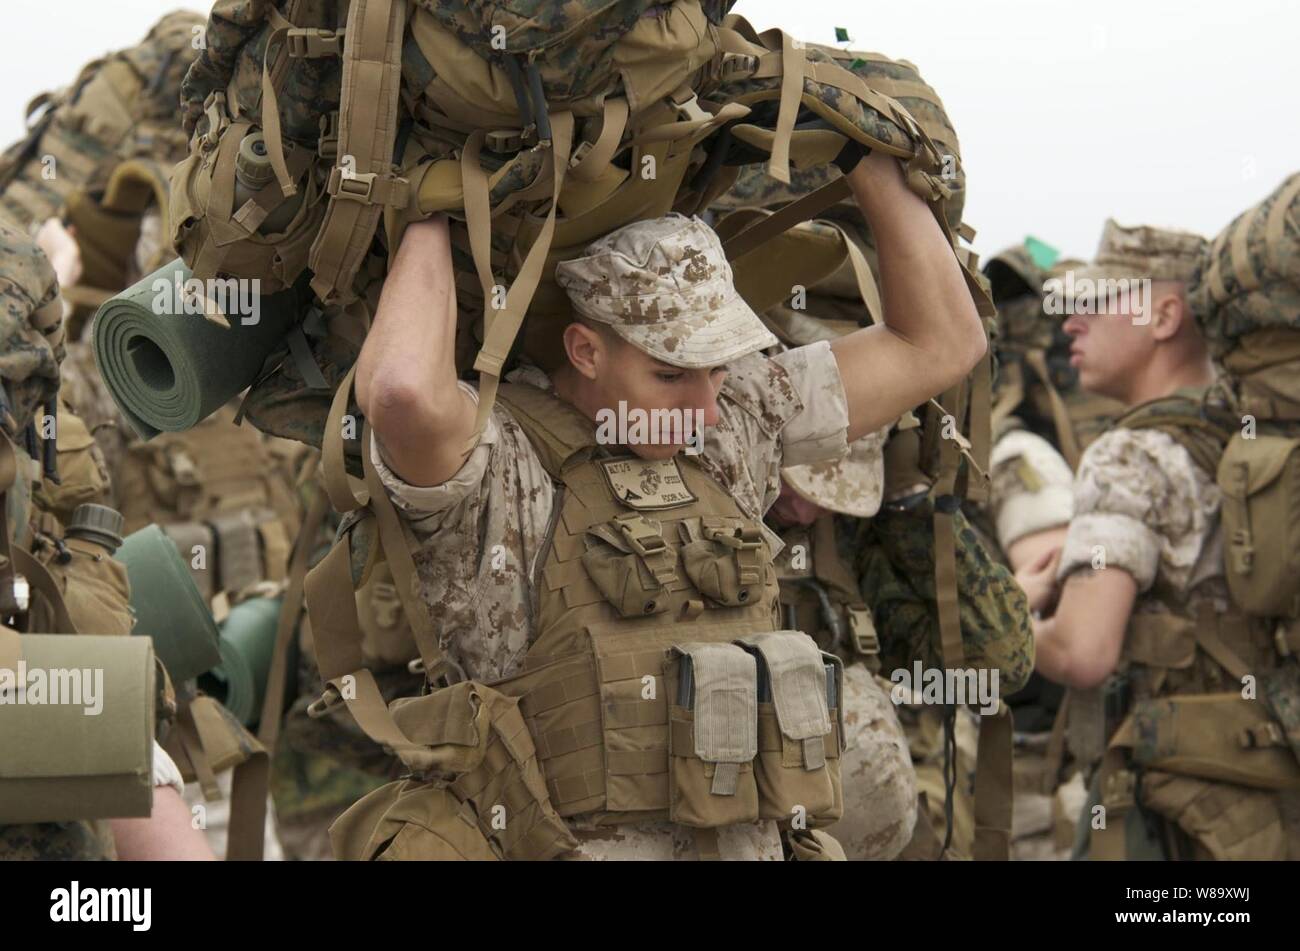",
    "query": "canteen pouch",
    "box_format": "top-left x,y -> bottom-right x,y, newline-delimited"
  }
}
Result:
1127,692 -> 1300,790
170,112 -> 326,294
581,515 -> 677,619
32,536 -> 134,637
738,631 -> 843,824
666,642 -> 760,828
388,680 -> 576,860
678,516 -> 766,608
0,633 -> 154,824
1217,432 -> 1300,618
